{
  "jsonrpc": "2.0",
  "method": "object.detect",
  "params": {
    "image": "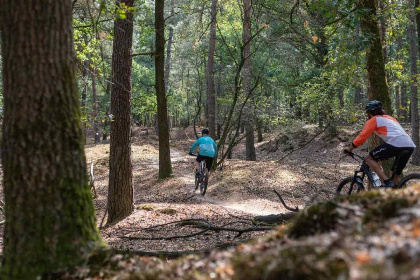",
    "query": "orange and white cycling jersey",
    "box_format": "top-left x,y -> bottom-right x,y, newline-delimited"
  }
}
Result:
353,115 -> 416,148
